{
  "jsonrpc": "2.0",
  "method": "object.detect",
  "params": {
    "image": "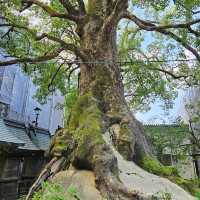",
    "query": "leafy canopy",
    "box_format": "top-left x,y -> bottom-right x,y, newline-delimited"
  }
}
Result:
0,0 -> 199,111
